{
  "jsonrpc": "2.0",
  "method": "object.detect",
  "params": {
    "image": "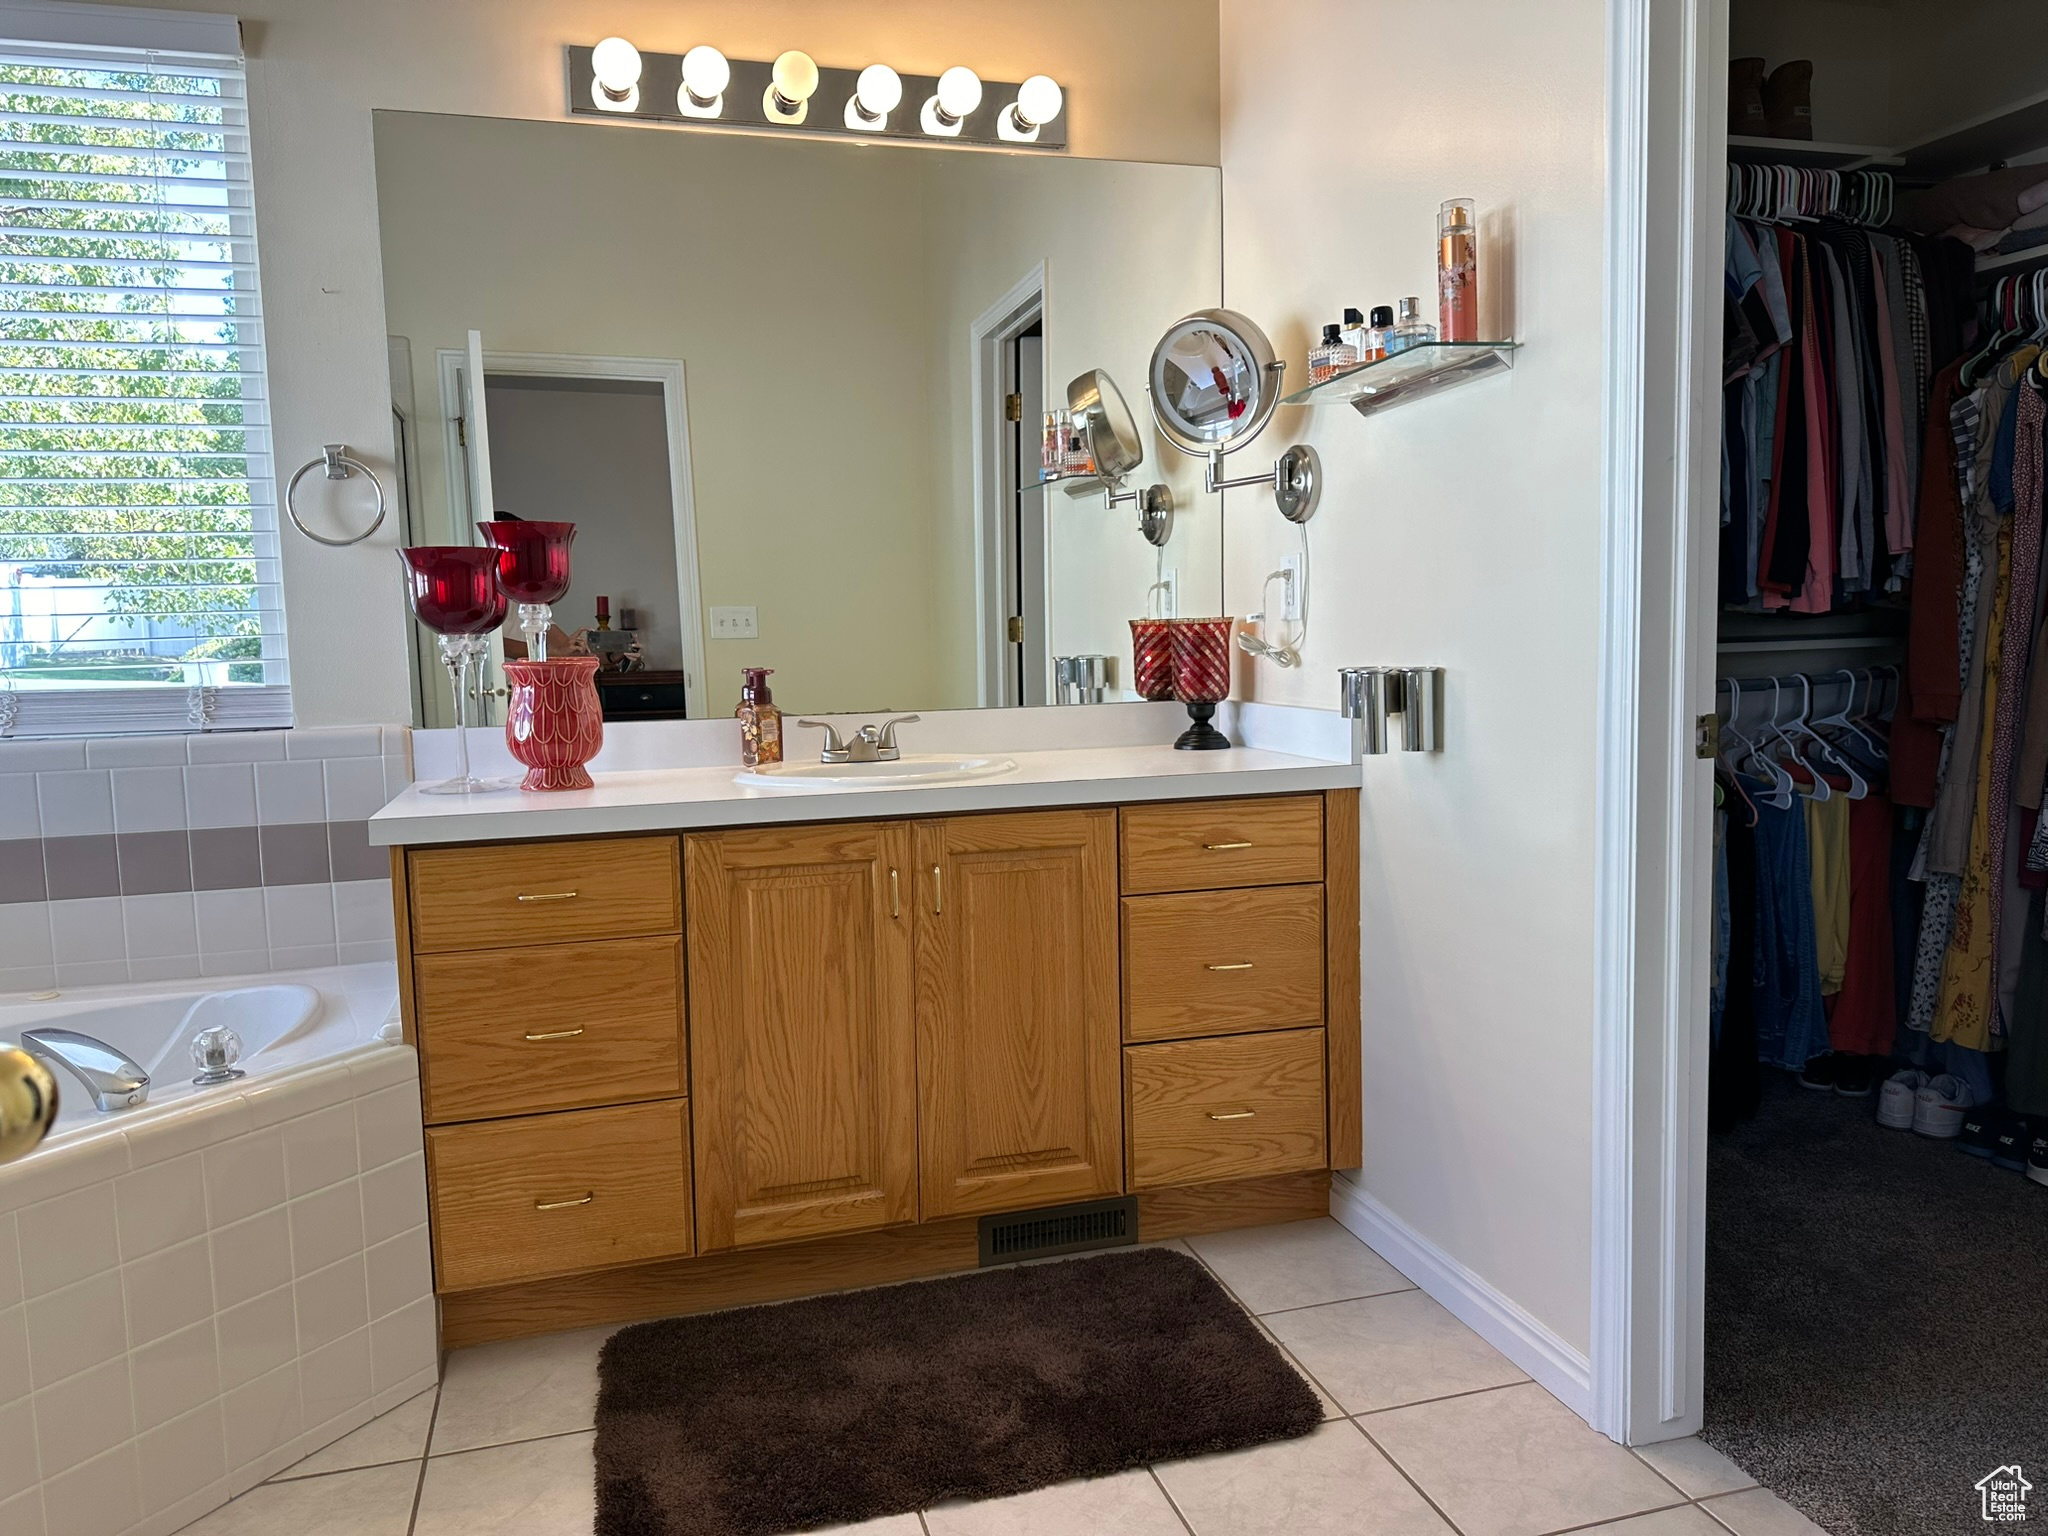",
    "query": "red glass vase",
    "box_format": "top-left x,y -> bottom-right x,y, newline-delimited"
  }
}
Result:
1169,617 -> 1235,750
1129,618 -> 1176,702
504,657 -> 603,791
